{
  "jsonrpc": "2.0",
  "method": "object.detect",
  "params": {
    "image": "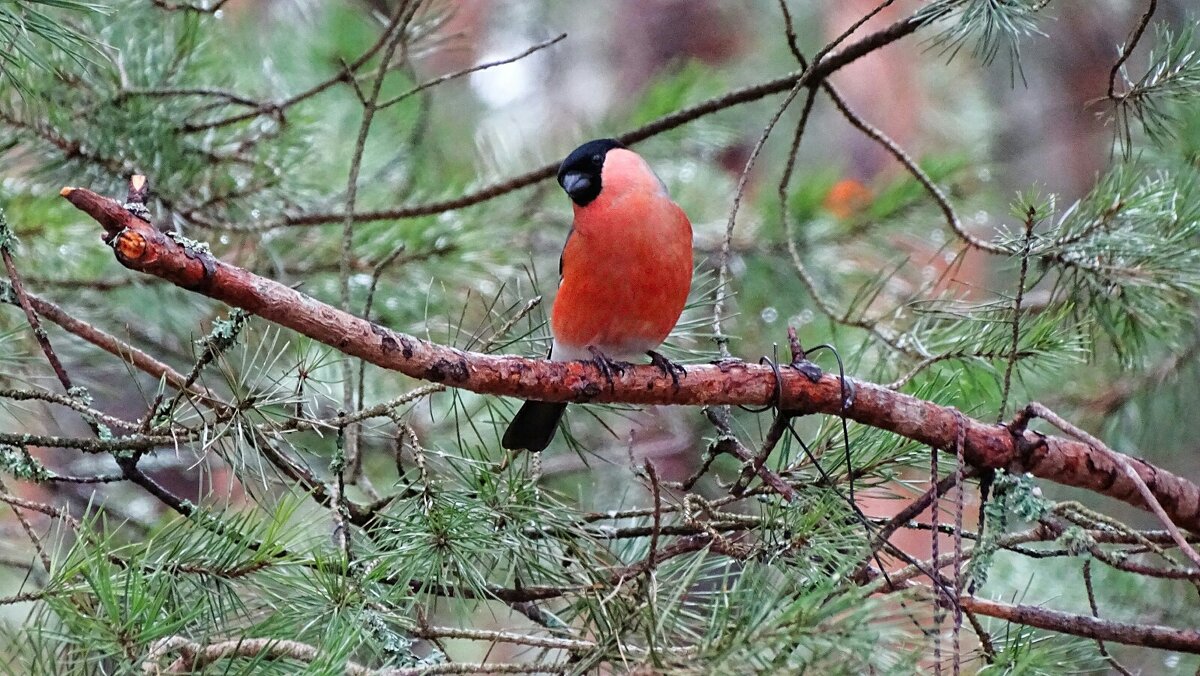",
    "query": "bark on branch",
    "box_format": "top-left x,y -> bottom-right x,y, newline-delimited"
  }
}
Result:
961,596 -> 1200,654
61,184 -> 1200,532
